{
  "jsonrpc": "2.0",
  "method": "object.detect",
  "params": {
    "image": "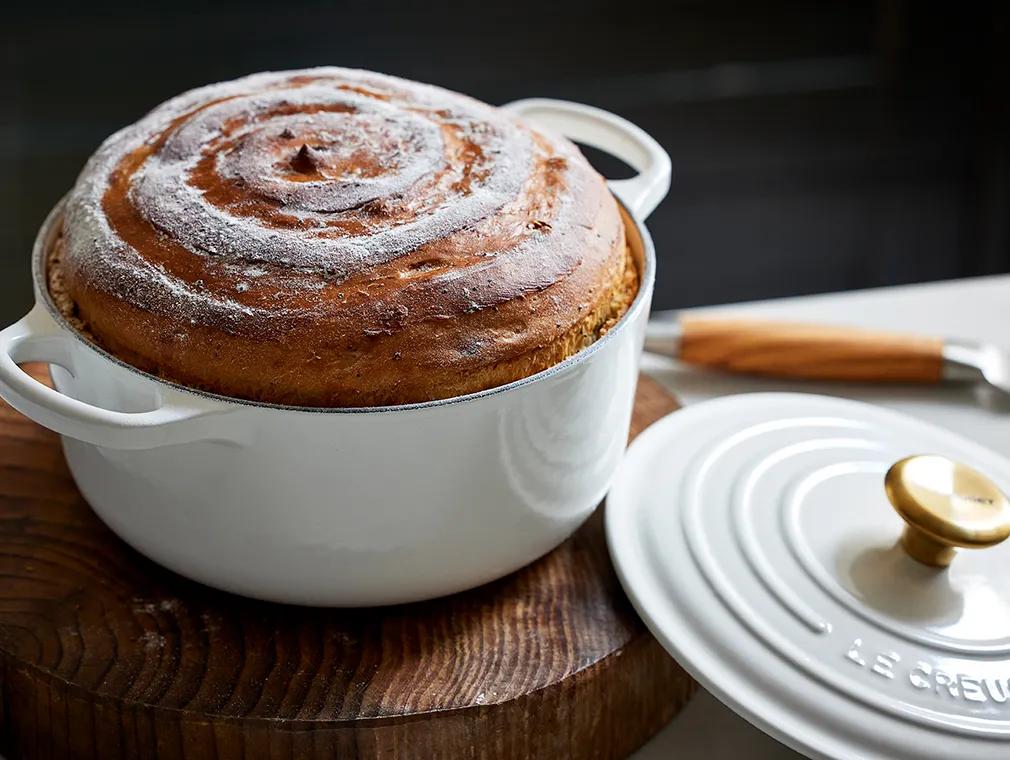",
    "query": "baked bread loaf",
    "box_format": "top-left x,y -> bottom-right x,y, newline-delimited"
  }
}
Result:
48,68 -> 637,406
